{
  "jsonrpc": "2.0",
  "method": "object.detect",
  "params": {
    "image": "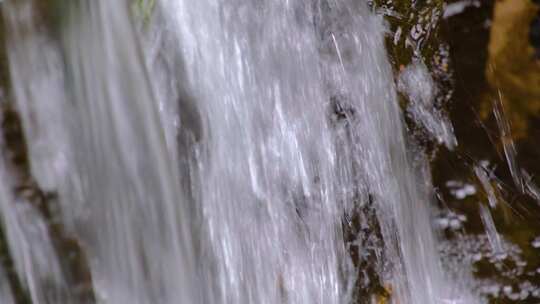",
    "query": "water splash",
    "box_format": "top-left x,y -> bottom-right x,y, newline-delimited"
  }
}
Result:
398,62 -> 457,149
